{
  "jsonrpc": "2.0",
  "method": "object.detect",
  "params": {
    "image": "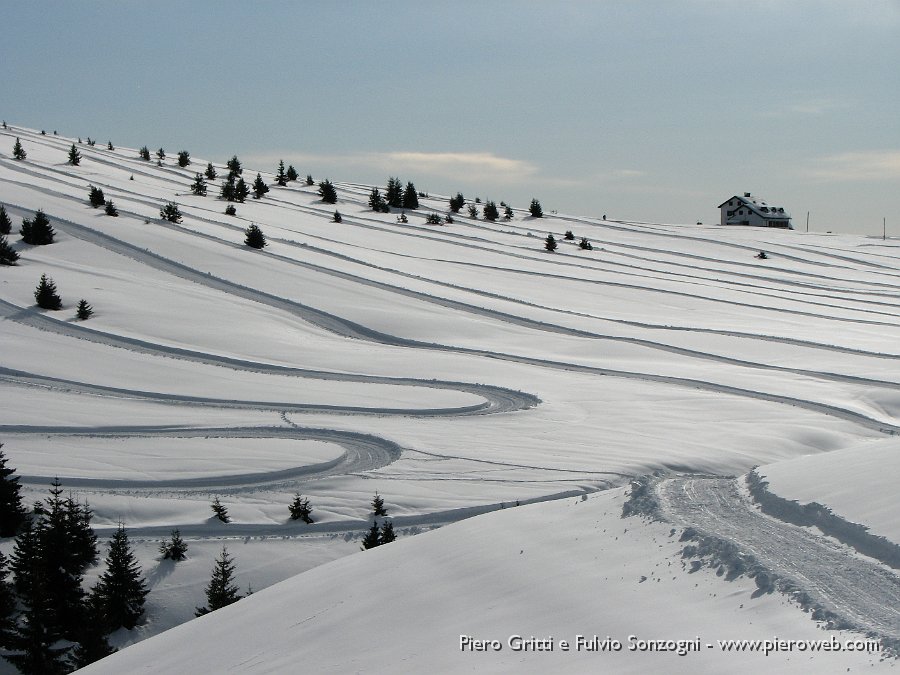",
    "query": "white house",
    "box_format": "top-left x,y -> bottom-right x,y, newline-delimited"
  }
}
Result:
718,193 -> 792,229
